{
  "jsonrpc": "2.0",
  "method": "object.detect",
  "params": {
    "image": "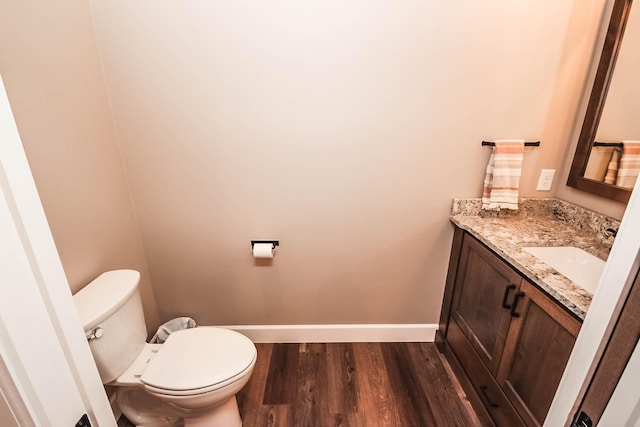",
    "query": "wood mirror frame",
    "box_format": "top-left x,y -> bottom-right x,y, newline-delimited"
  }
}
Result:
567,0 -> 633,203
